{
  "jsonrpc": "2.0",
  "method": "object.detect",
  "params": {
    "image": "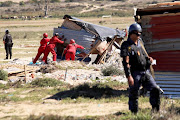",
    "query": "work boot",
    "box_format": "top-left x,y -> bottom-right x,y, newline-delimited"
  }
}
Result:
51,61 -> 57,65
152,105 -> 160,113
131,110 -> 138,114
